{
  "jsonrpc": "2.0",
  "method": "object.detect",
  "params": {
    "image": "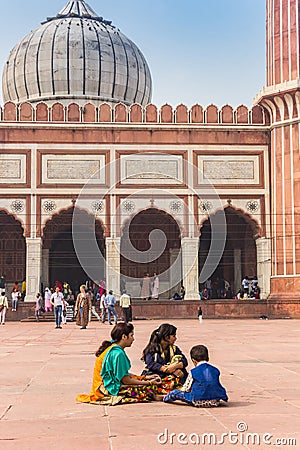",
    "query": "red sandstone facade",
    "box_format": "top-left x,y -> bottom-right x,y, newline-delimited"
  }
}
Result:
0,0 -> 299,307
257,0 -> 300,298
